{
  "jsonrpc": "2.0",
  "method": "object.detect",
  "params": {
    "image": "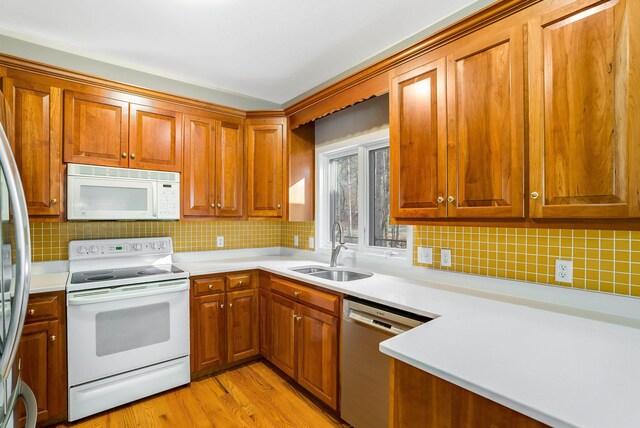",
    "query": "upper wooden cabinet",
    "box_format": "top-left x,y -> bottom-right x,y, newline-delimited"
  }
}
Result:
446,25 -> 524,218
63,91 -> 129,168
246,118 -> 285,218
129,103 -> 182,172
528,0 -> 640,218
182,116 -> 243,218
390,58 -> 448,219
390,23 -> 524,221
4,78 -> 63,217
